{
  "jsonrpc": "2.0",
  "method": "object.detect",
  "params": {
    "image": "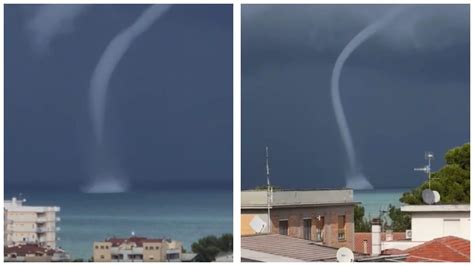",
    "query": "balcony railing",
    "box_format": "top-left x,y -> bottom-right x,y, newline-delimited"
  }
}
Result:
36,227 -> 55,233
